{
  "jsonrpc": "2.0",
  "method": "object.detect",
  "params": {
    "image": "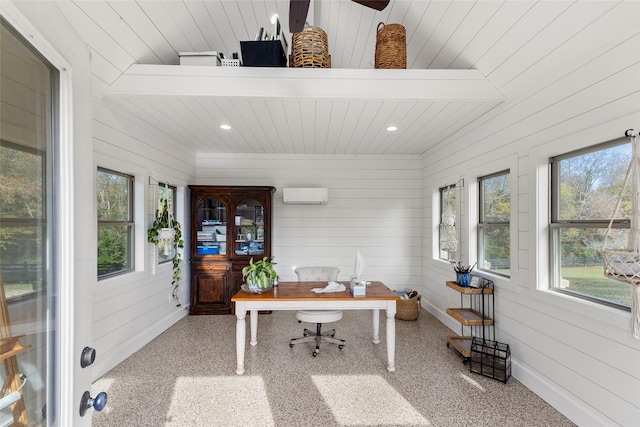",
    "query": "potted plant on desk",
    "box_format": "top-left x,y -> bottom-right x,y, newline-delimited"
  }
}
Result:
241,257 -> 277,293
